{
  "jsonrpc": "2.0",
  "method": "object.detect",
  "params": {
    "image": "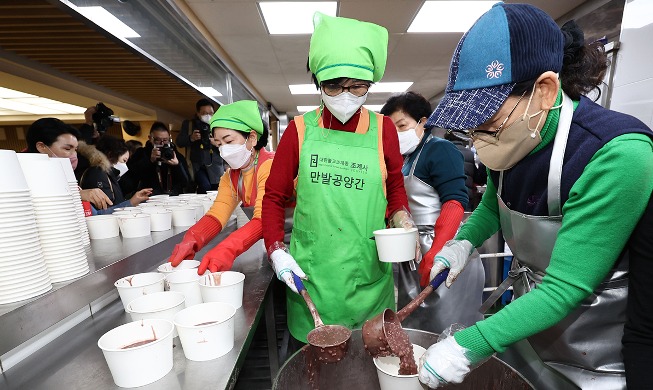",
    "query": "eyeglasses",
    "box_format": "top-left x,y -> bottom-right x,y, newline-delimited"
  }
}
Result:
152,137 -> 170,144
322,83 -> 370,97
448,90 -> 527,142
